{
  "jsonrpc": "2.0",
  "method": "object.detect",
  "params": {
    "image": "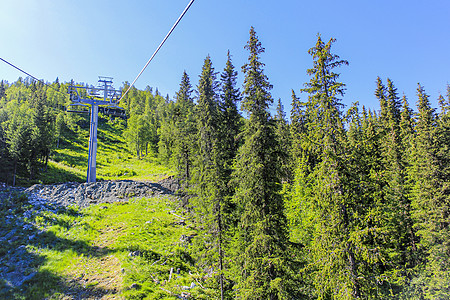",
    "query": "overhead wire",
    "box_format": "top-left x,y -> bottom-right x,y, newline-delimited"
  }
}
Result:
119,0 -> 195,102
0,57 -> 68,97
1,0 -> 195,102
